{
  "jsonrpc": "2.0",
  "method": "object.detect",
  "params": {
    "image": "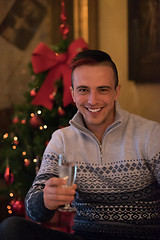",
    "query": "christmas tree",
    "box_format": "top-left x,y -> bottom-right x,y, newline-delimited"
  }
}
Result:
0,0 -> 88,217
